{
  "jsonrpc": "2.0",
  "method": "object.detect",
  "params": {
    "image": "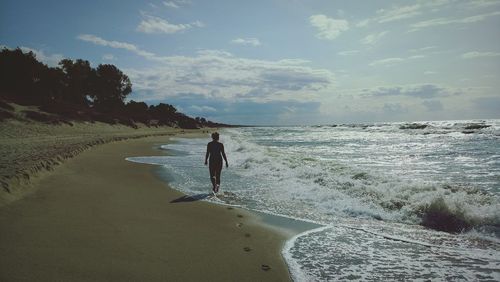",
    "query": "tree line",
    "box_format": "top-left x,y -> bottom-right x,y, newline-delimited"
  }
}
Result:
0,47 -> 224,128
